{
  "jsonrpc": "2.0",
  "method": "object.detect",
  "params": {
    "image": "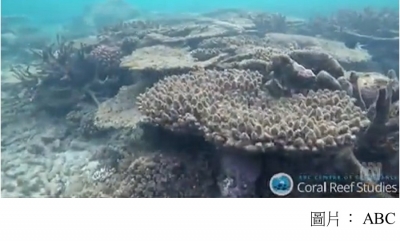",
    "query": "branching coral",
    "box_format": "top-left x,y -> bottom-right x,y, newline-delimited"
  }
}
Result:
10,36 -> 127,114
10,36 -> 94,112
